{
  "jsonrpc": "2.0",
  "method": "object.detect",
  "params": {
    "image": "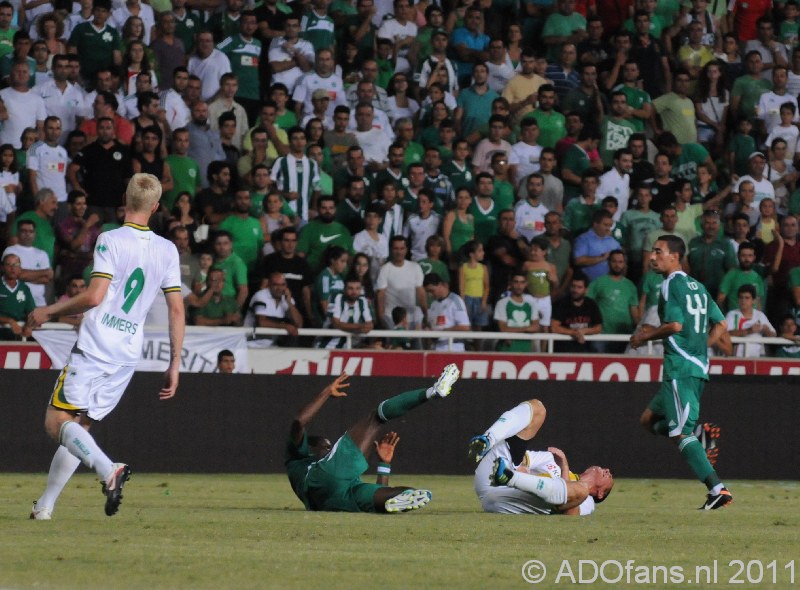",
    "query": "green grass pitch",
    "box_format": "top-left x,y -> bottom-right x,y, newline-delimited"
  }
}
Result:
1,474 -> 798,589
